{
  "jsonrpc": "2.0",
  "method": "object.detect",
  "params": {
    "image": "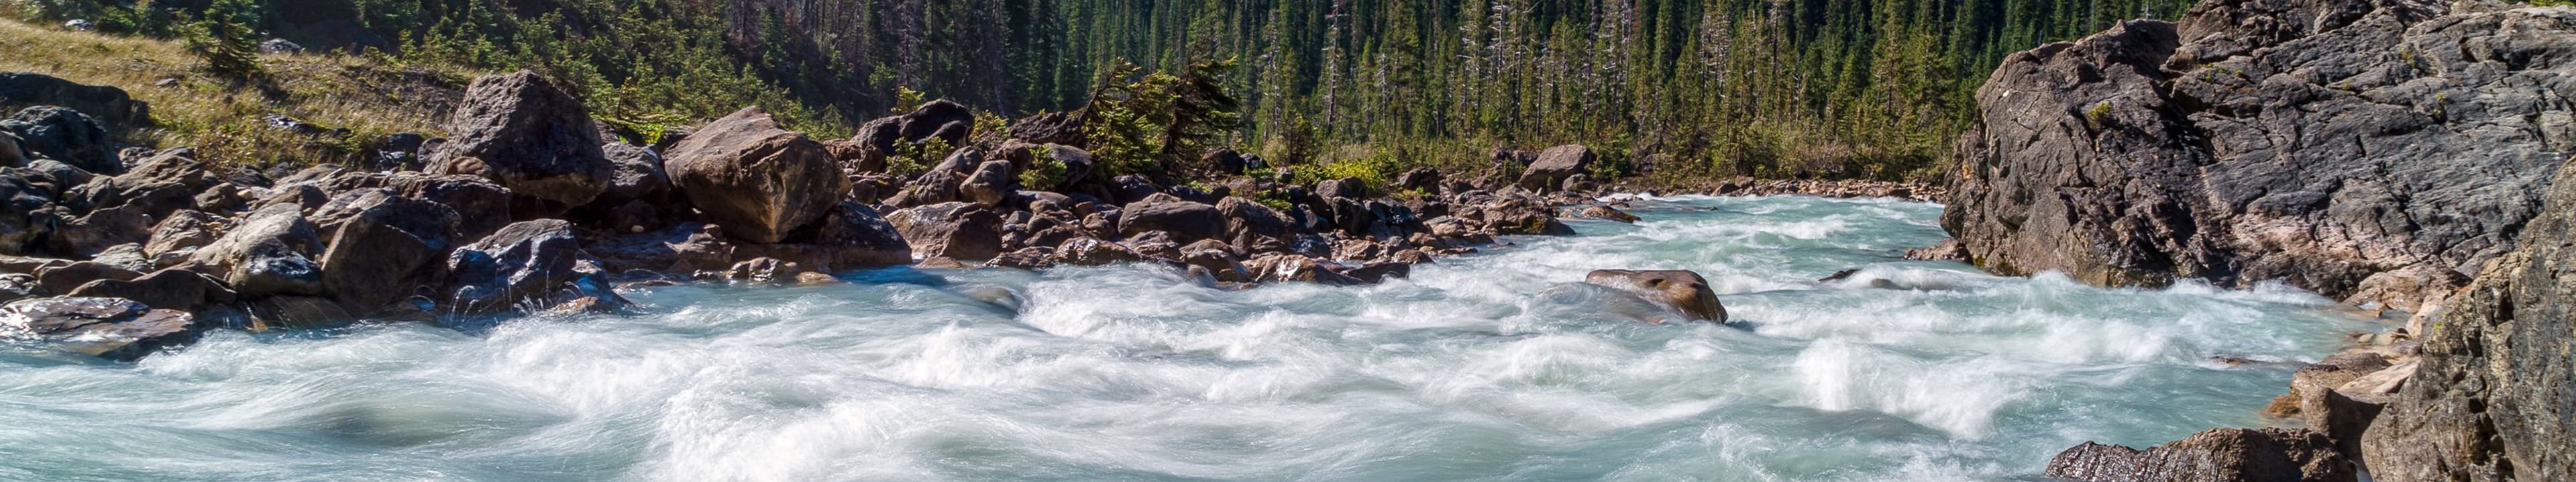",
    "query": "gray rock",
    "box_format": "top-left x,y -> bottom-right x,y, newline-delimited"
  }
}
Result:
317,189 -> 459,315
1943,1 -> 2576,309
663,106 -> 845,244
442,219 -> 602,315
2365,134 -> 2576,481
0,73 -> 151,128
426,70 -> 613,213
184,203 -> 324,297
1515,145 -> 1593,192
2046,427 -> 2354,482
886,202 -> 1002,260
1,106 -> 118,175
0,297 -> 197,360
1118,193 -> 1226,243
